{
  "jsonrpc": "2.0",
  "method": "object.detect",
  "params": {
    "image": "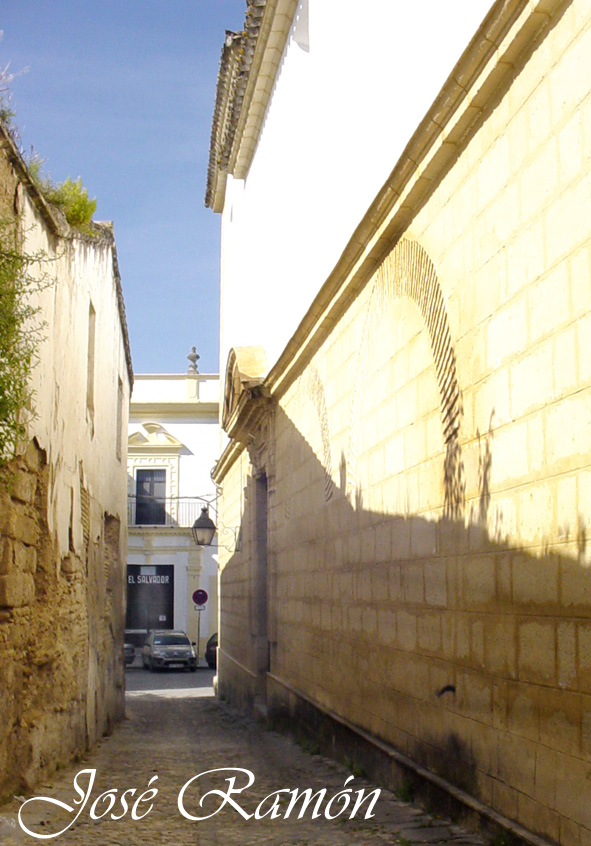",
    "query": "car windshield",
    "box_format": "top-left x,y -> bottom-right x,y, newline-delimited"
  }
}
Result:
153,635 -> 189,646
